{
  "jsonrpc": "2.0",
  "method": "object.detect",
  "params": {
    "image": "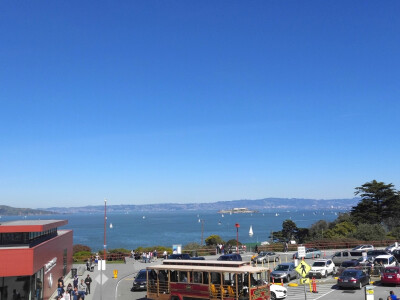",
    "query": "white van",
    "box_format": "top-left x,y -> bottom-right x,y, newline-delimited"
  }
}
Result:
374,255 -> 398,267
